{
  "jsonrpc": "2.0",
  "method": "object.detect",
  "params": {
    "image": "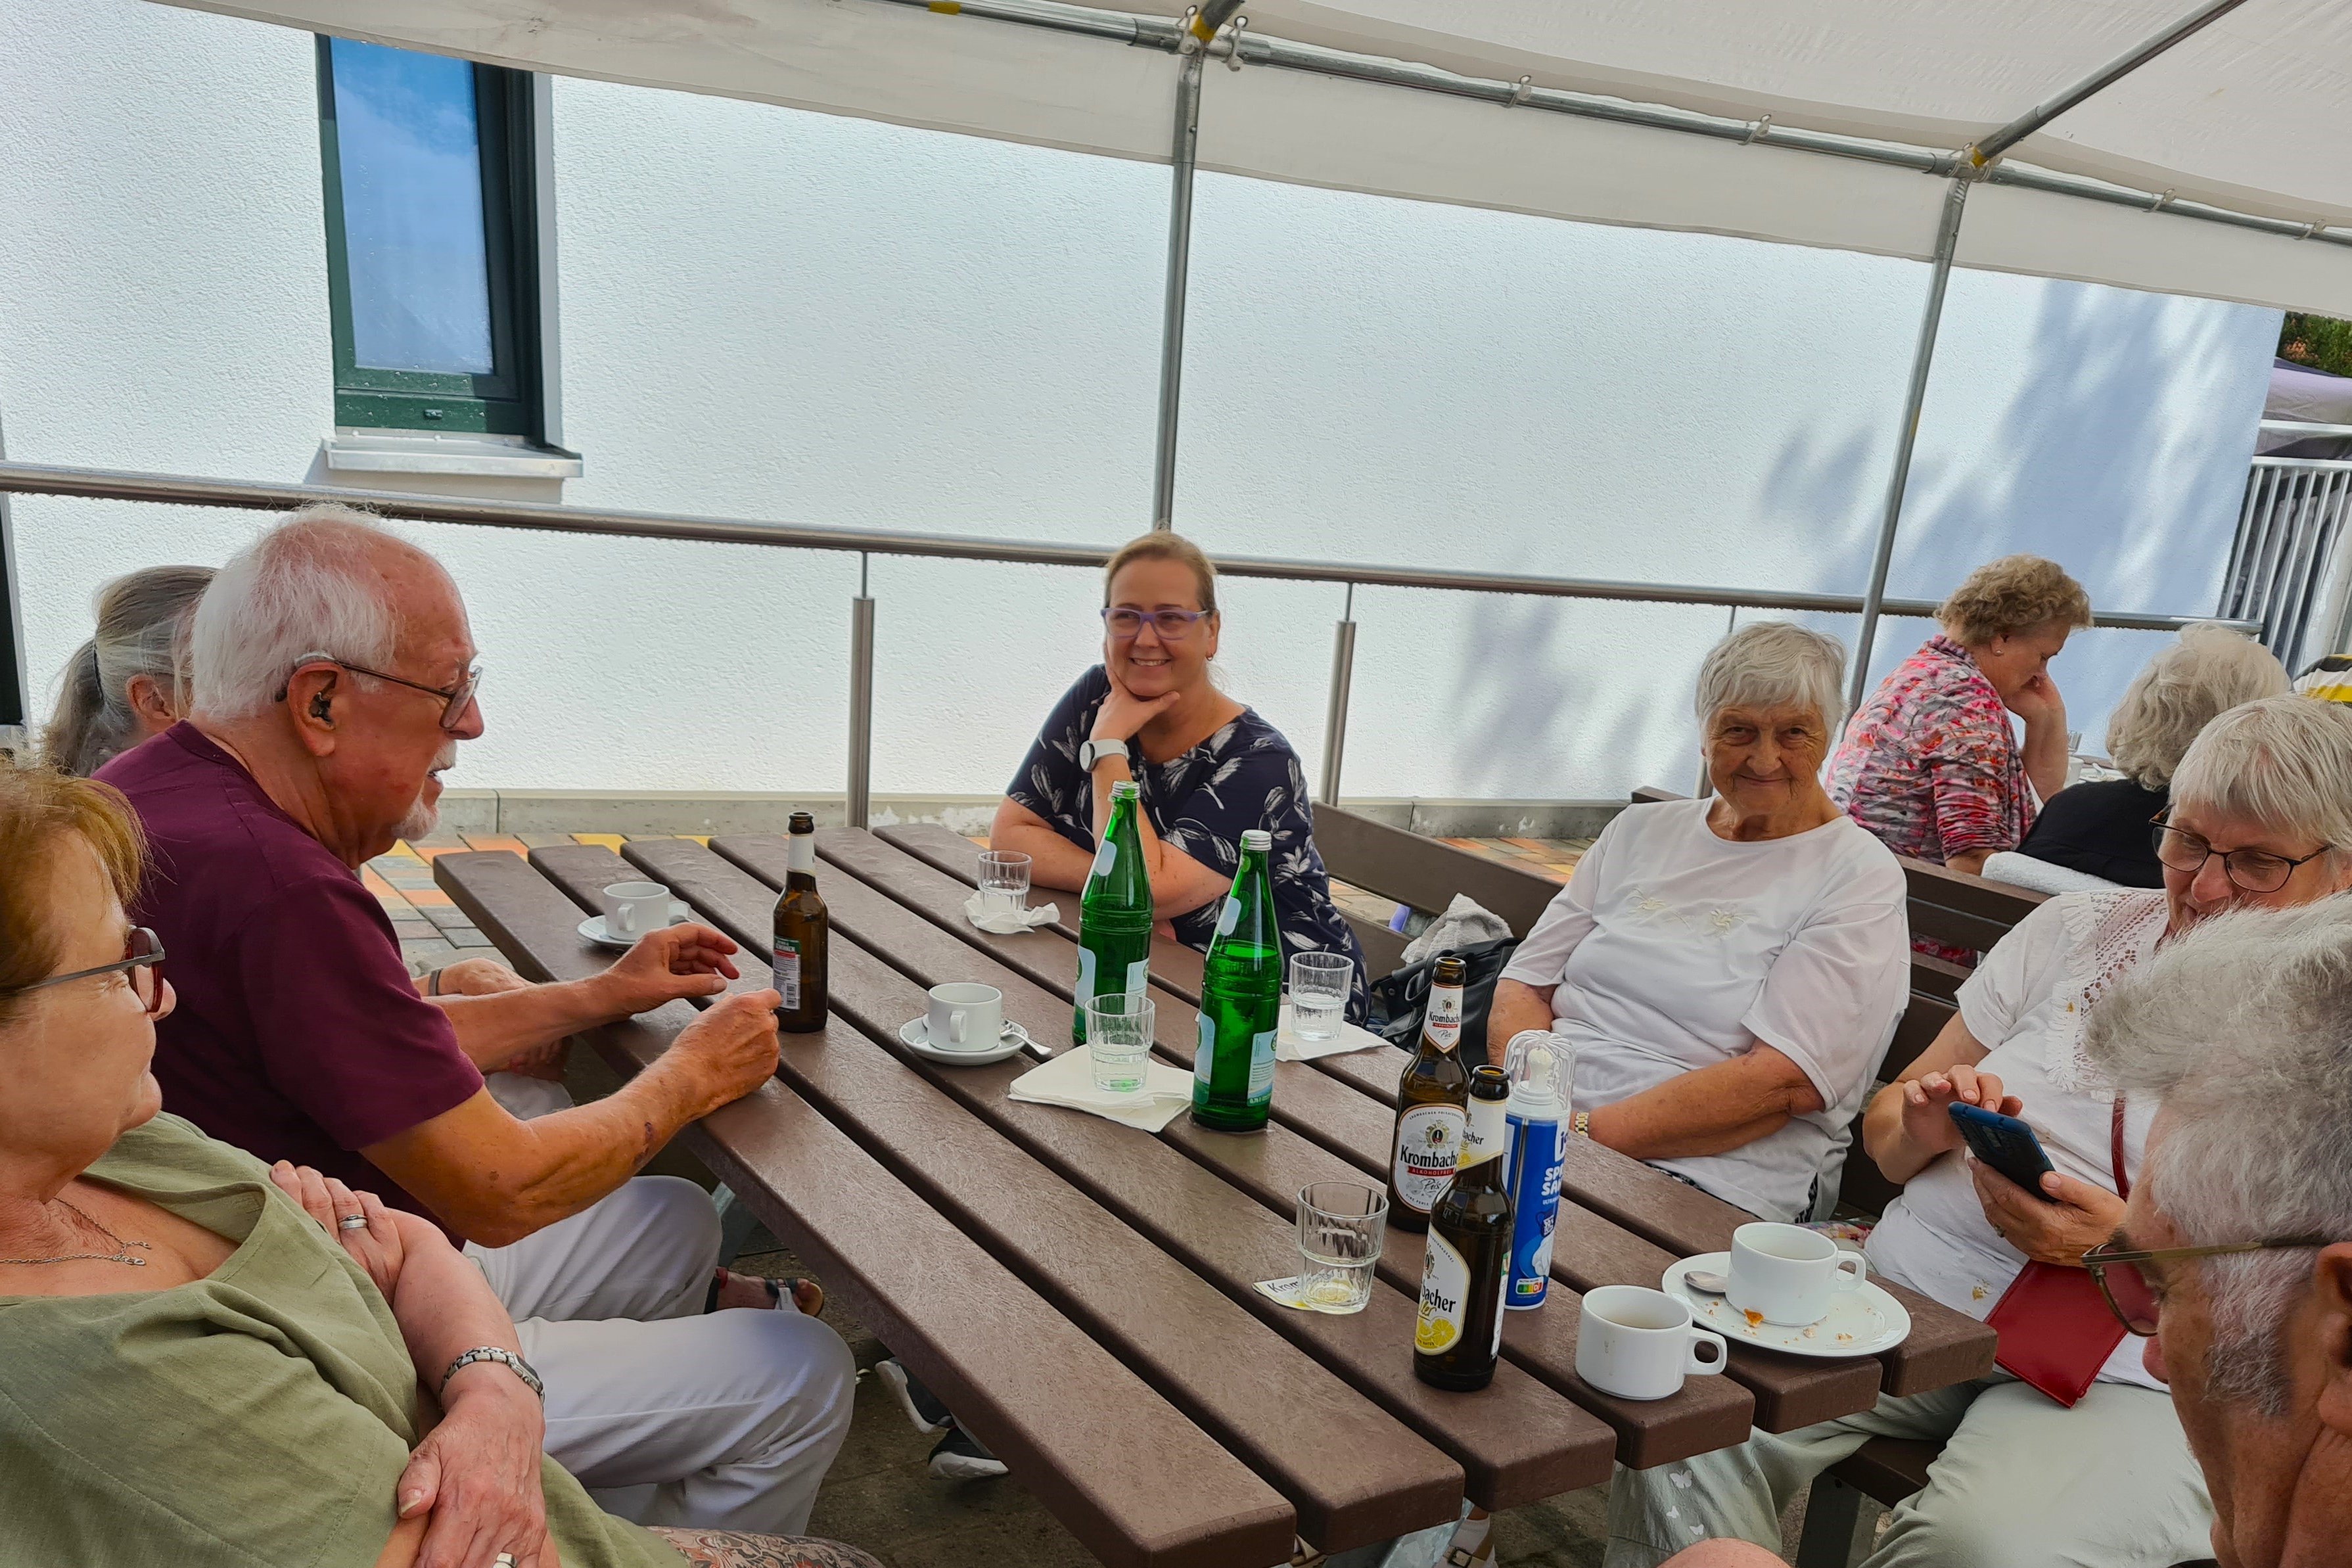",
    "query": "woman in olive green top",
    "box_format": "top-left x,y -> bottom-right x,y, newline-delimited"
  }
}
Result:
0,764 -> 876,1568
